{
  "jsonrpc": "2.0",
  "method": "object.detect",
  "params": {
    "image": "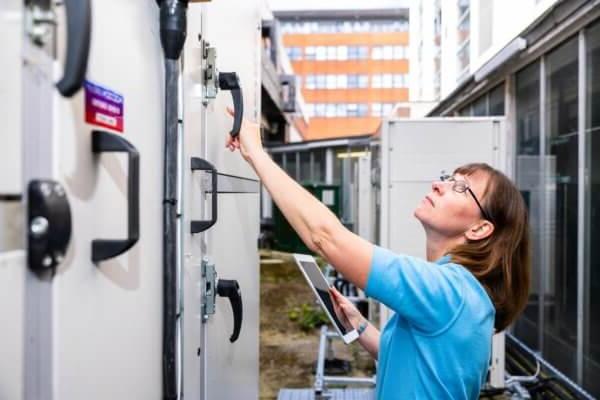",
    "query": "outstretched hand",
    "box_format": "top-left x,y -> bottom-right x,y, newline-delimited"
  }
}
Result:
224,107 -> 263,163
